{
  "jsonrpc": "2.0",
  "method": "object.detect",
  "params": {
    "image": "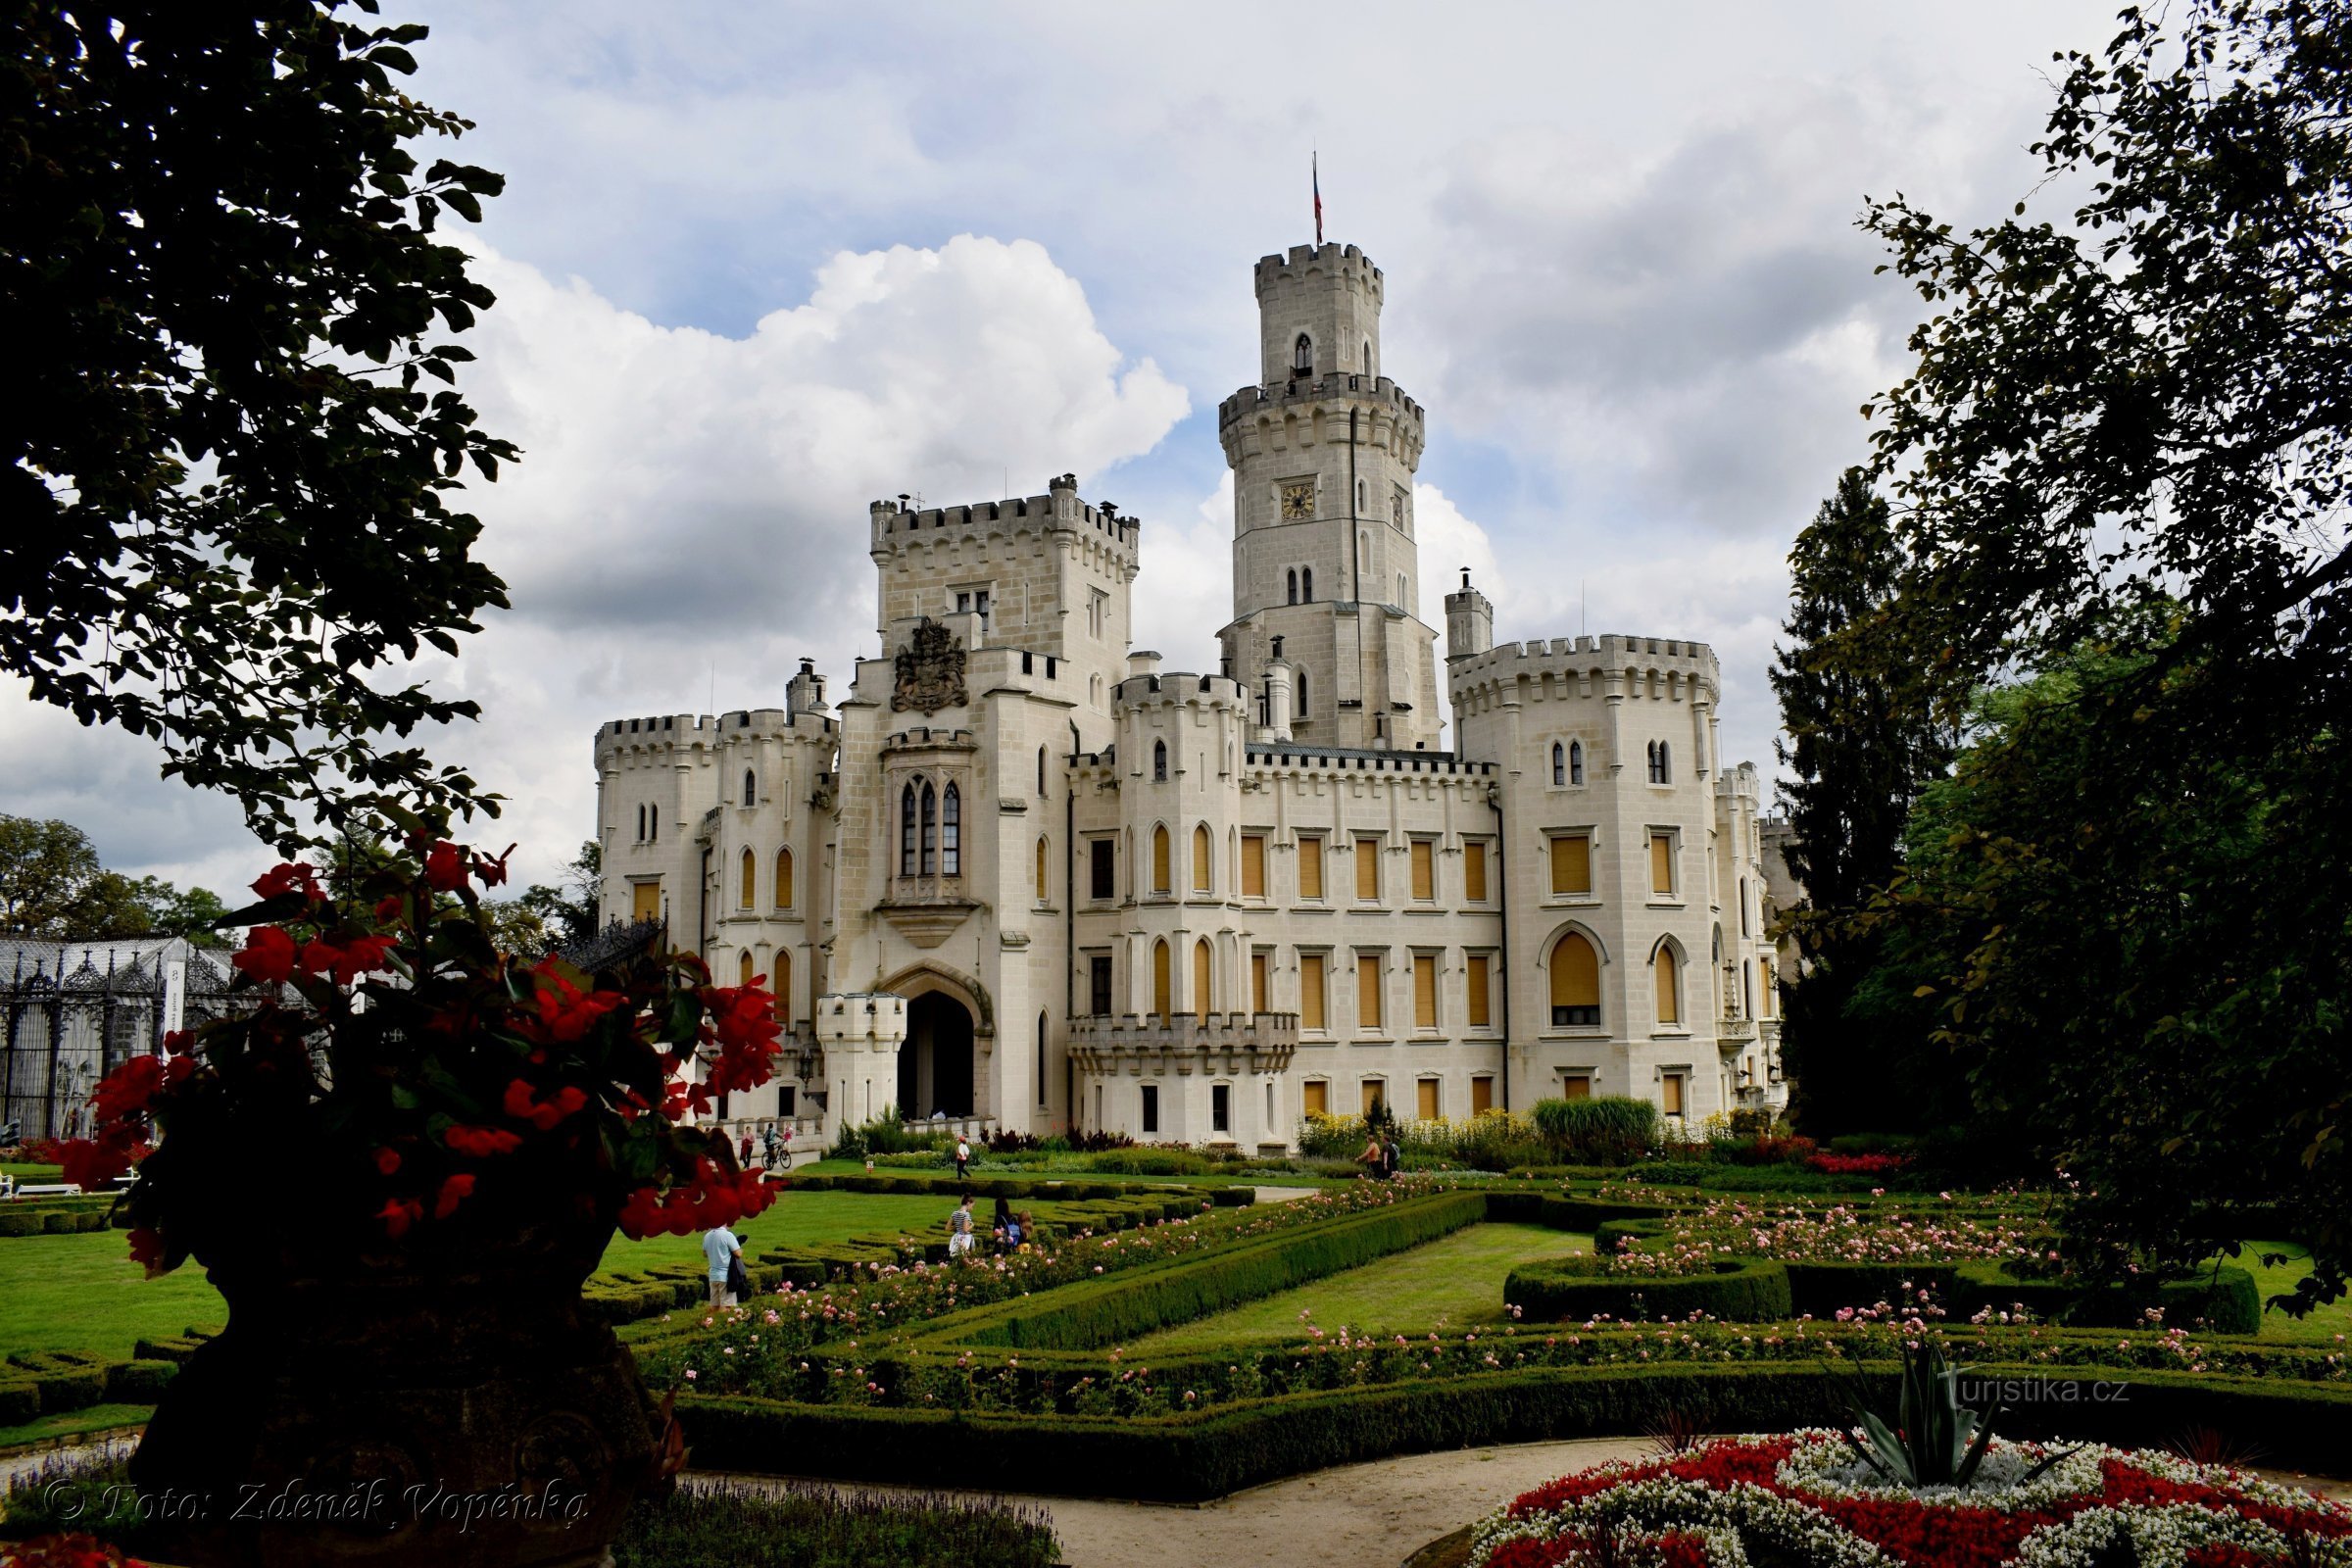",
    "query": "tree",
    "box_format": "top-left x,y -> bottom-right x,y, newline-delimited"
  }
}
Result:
1855,0 -> 2352,1309
1,3 -> 513,853
0,814 -> 225,940
1768,467 -> 1955,1135
487,840 -> 599,961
